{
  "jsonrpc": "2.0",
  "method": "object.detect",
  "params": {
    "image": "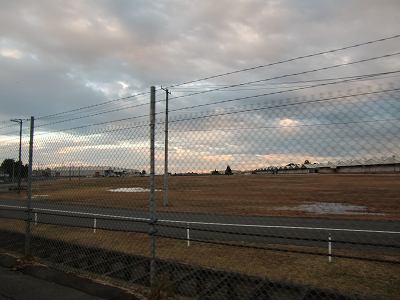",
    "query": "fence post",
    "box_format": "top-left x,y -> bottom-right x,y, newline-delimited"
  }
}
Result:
25,116 -> 34,256
149,86 -> 157,286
